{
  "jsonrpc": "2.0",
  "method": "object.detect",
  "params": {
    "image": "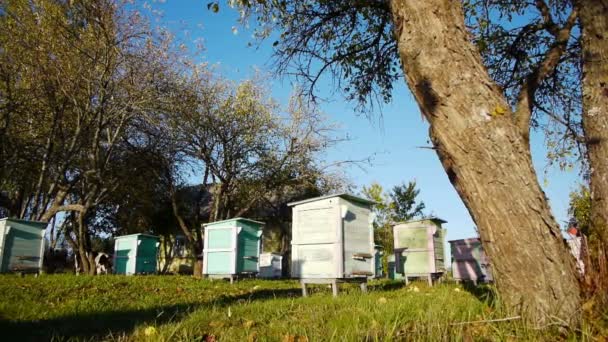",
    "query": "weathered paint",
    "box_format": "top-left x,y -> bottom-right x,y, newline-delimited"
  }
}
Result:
202,218 -> 263,277
0,218 -> 47,273
393,218 -> 447,278
449,237 -> 493,282
289,194 -> 375,279
113,234 -> 160,275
